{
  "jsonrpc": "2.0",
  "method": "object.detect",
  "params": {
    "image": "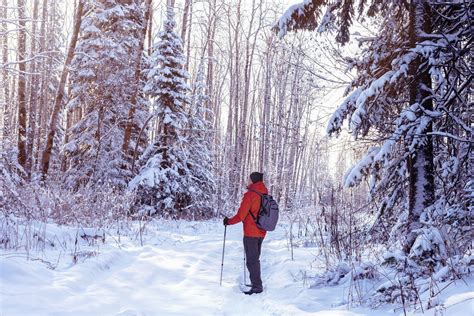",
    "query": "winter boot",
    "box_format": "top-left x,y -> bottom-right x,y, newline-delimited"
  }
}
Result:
243,287 -> 263,295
